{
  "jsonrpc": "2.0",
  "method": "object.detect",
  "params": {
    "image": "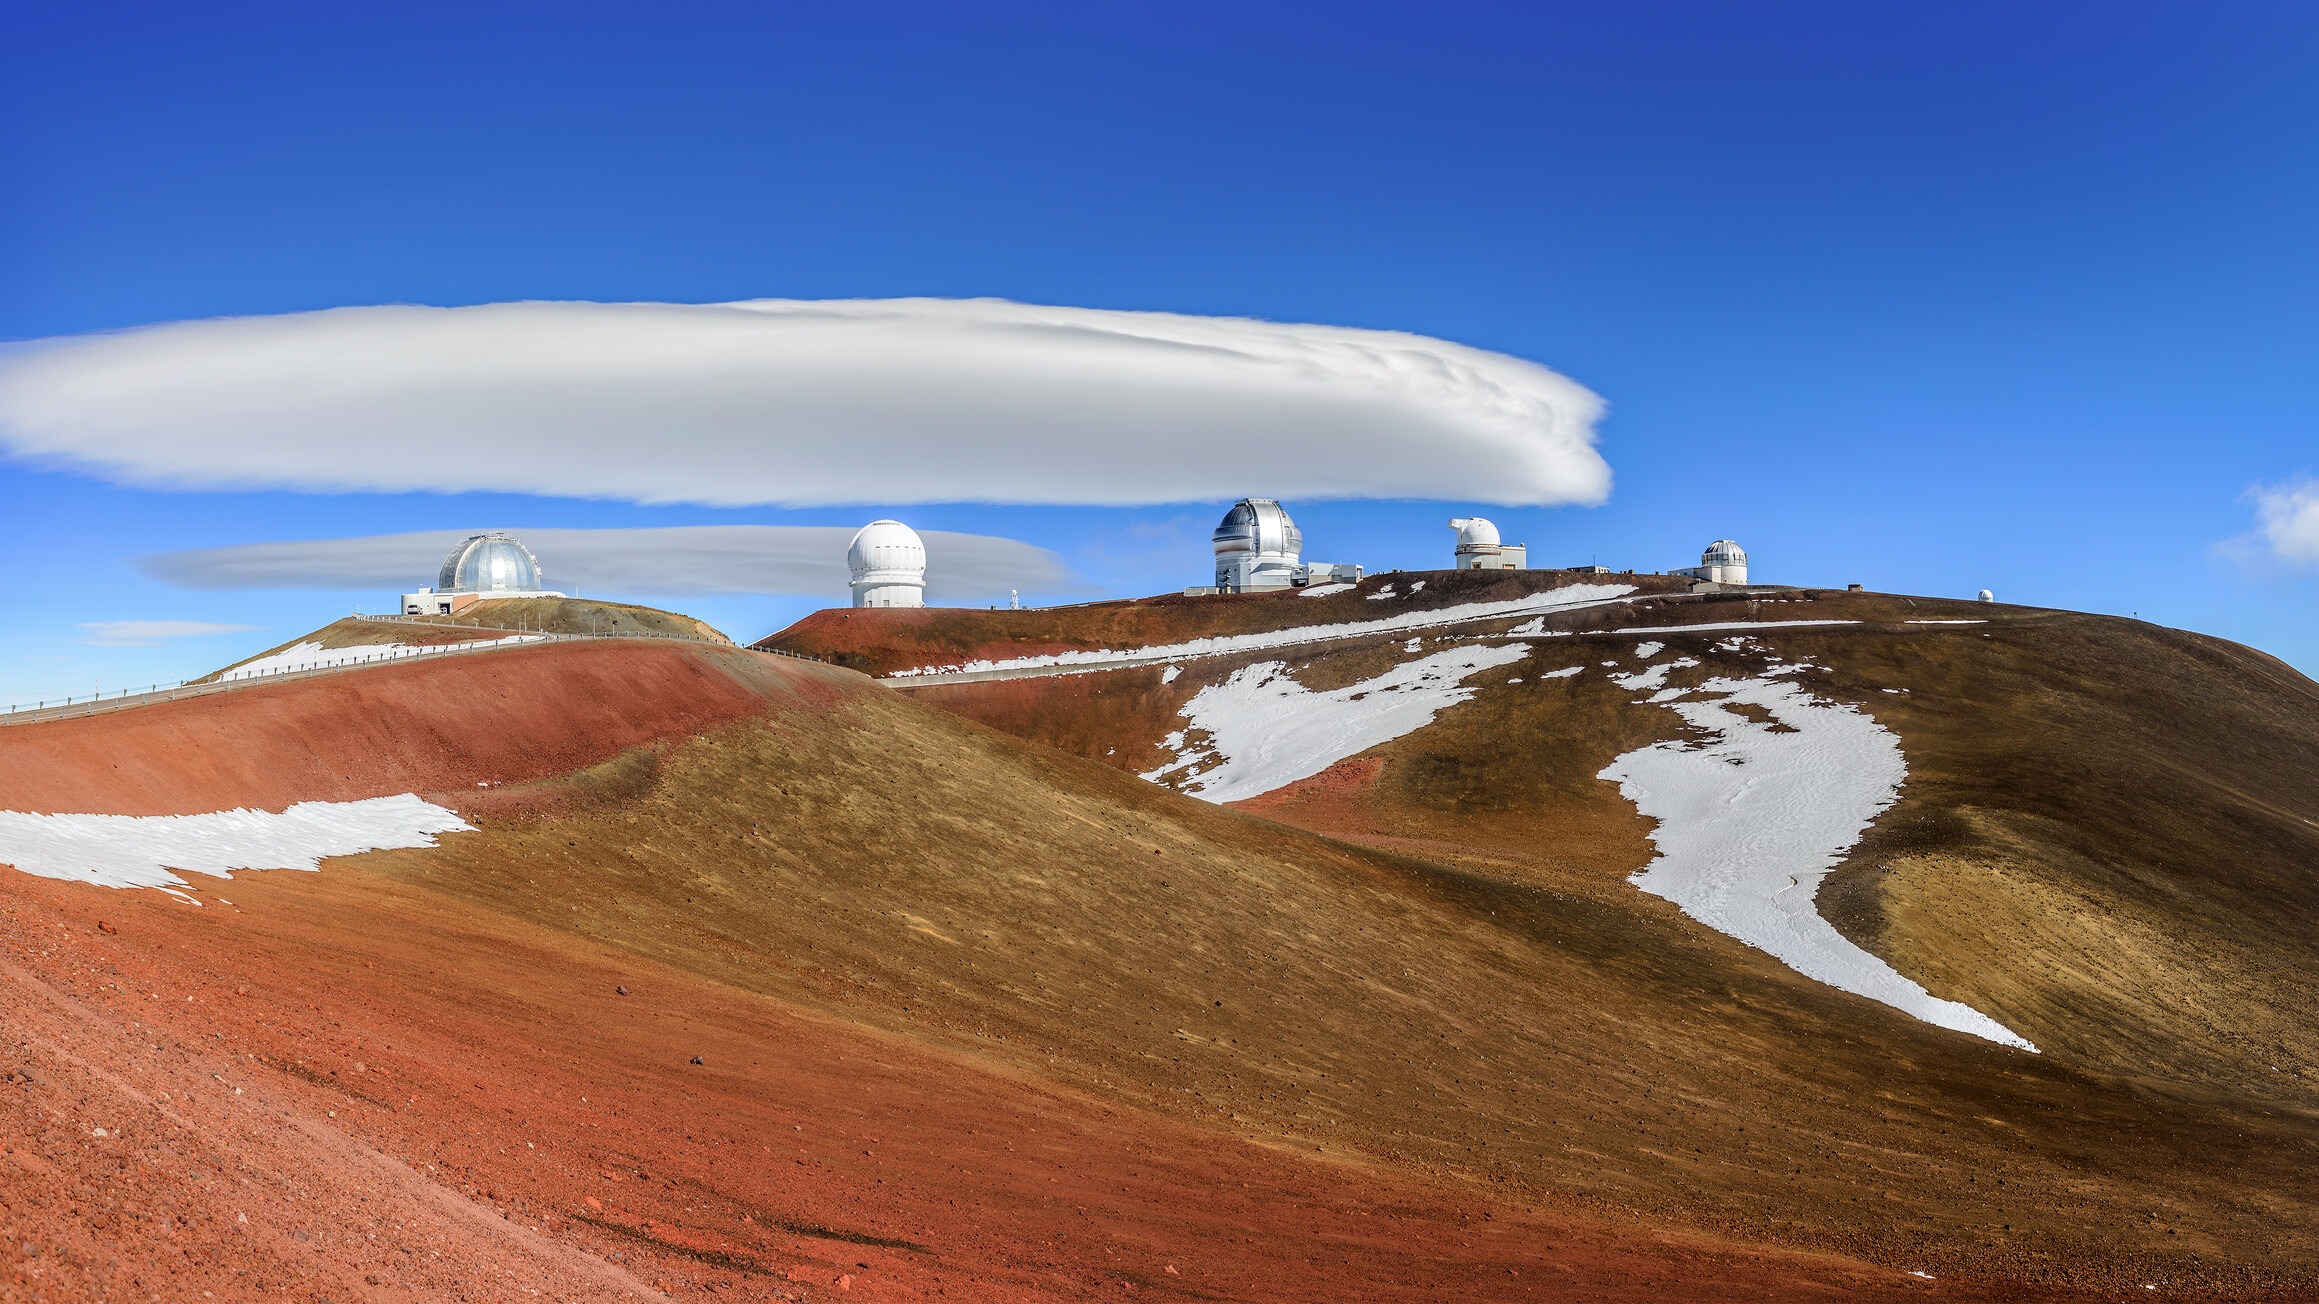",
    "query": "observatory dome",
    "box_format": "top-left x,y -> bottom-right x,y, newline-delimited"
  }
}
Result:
1450,517 -> 1502,550
1212,498 -> 1303,591
438,532 -> 545,594
848,520 -> 927,609
1702,539 -> 1747,568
